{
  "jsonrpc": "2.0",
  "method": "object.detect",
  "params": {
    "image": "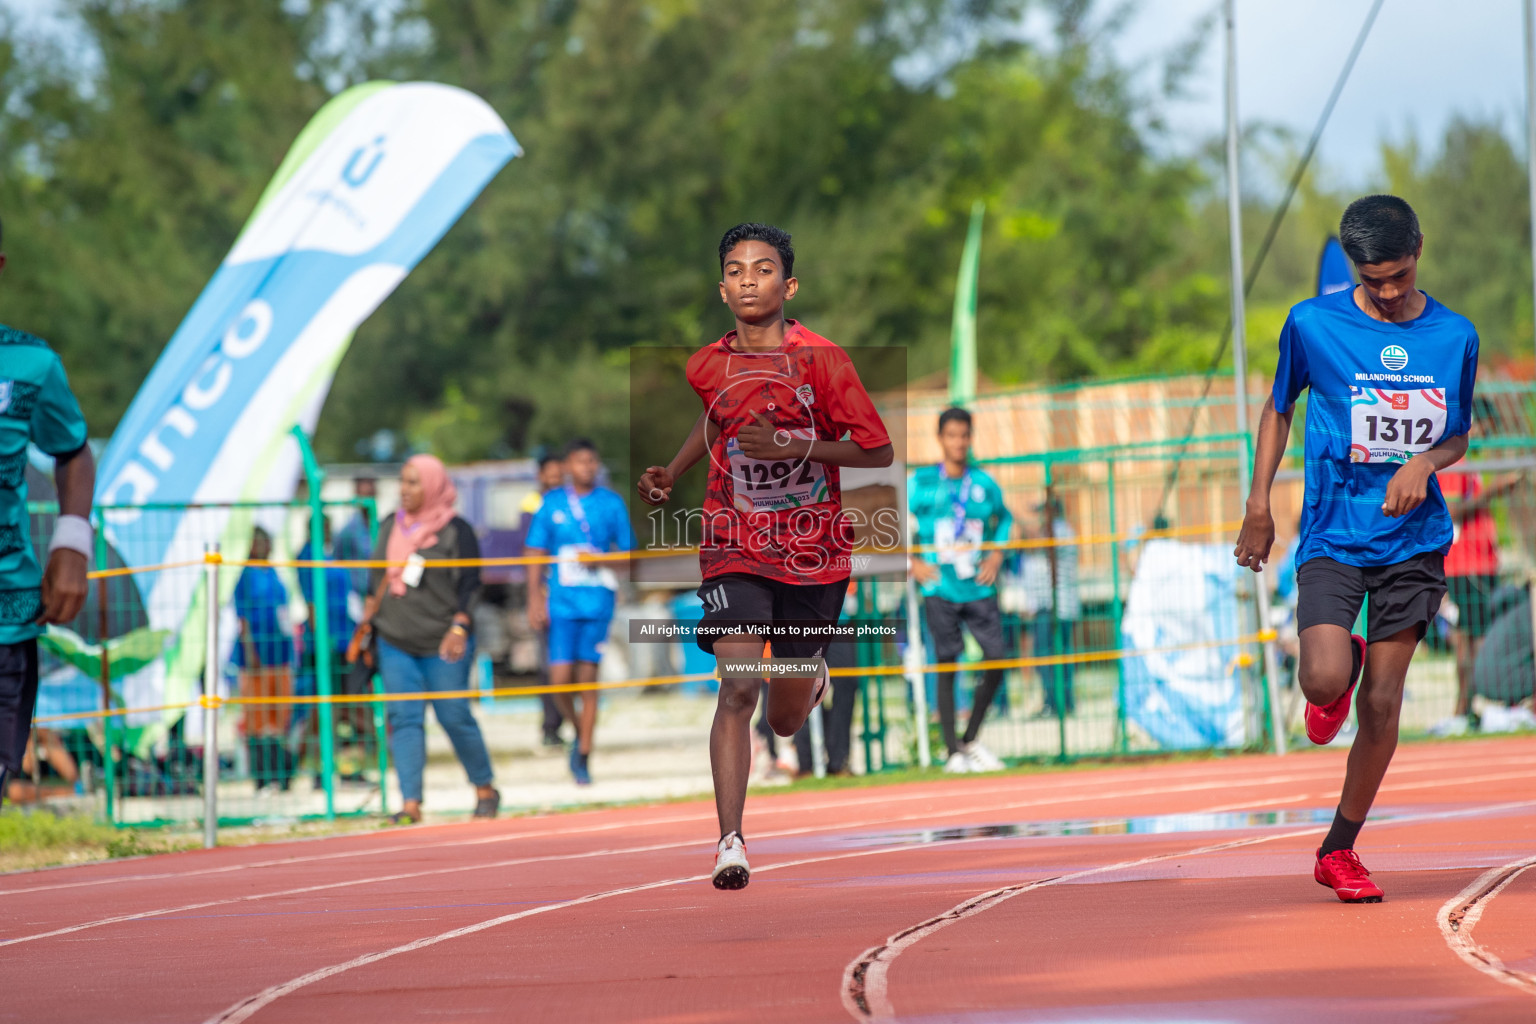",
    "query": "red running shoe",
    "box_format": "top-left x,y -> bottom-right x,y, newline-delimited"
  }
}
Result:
1315,847 -> 1383,903
1304,633 -> 1367,745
